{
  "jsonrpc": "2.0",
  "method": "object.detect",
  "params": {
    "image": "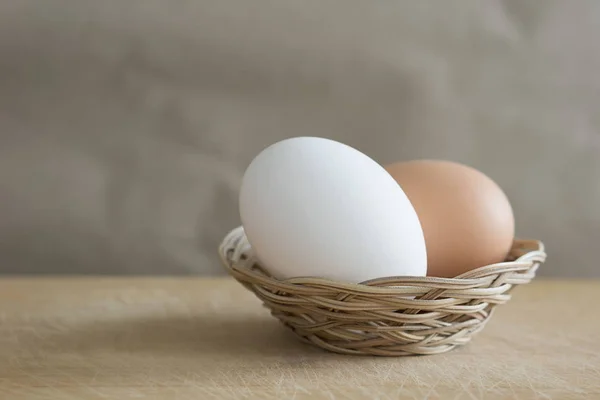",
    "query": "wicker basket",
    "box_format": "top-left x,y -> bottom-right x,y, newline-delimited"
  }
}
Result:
219,226 -> 547,356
